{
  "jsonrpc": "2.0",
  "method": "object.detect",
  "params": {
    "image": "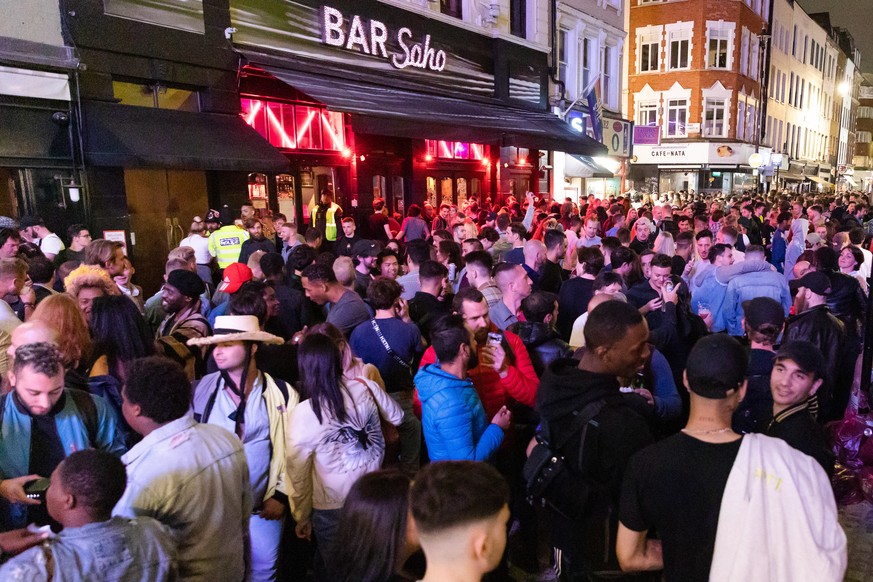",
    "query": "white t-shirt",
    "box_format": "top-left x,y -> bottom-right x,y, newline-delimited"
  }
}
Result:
180,234 -> 212,264
38,233 -> 65,256
859,247 -> 872,280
